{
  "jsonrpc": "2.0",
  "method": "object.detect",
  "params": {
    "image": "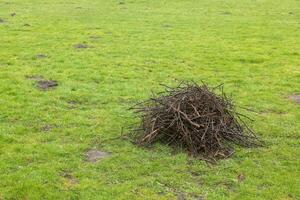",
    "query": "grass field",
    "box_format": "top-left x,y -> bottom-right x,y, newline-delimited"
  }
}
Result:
1,0 -> 300,199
